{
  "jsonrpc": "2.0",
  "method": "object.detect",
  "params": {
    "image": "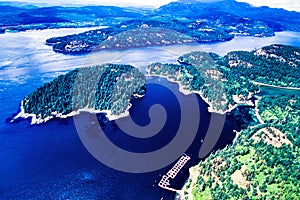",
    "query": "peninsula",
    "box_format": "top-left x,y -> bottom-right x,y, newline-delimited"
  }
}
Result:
14,64 -> 146,124
147,44 -> 300,114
